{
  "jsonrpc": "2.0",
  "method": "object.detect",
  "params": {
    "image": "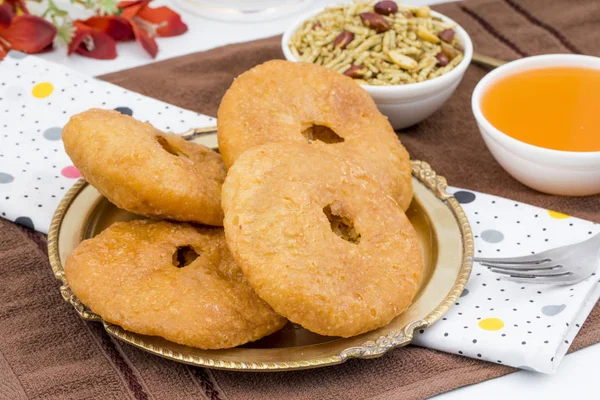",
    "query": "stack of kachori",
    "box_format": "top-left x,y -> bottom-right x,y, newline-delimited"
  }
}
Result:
62,60 -> 423,349
218,60 -> 413,211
